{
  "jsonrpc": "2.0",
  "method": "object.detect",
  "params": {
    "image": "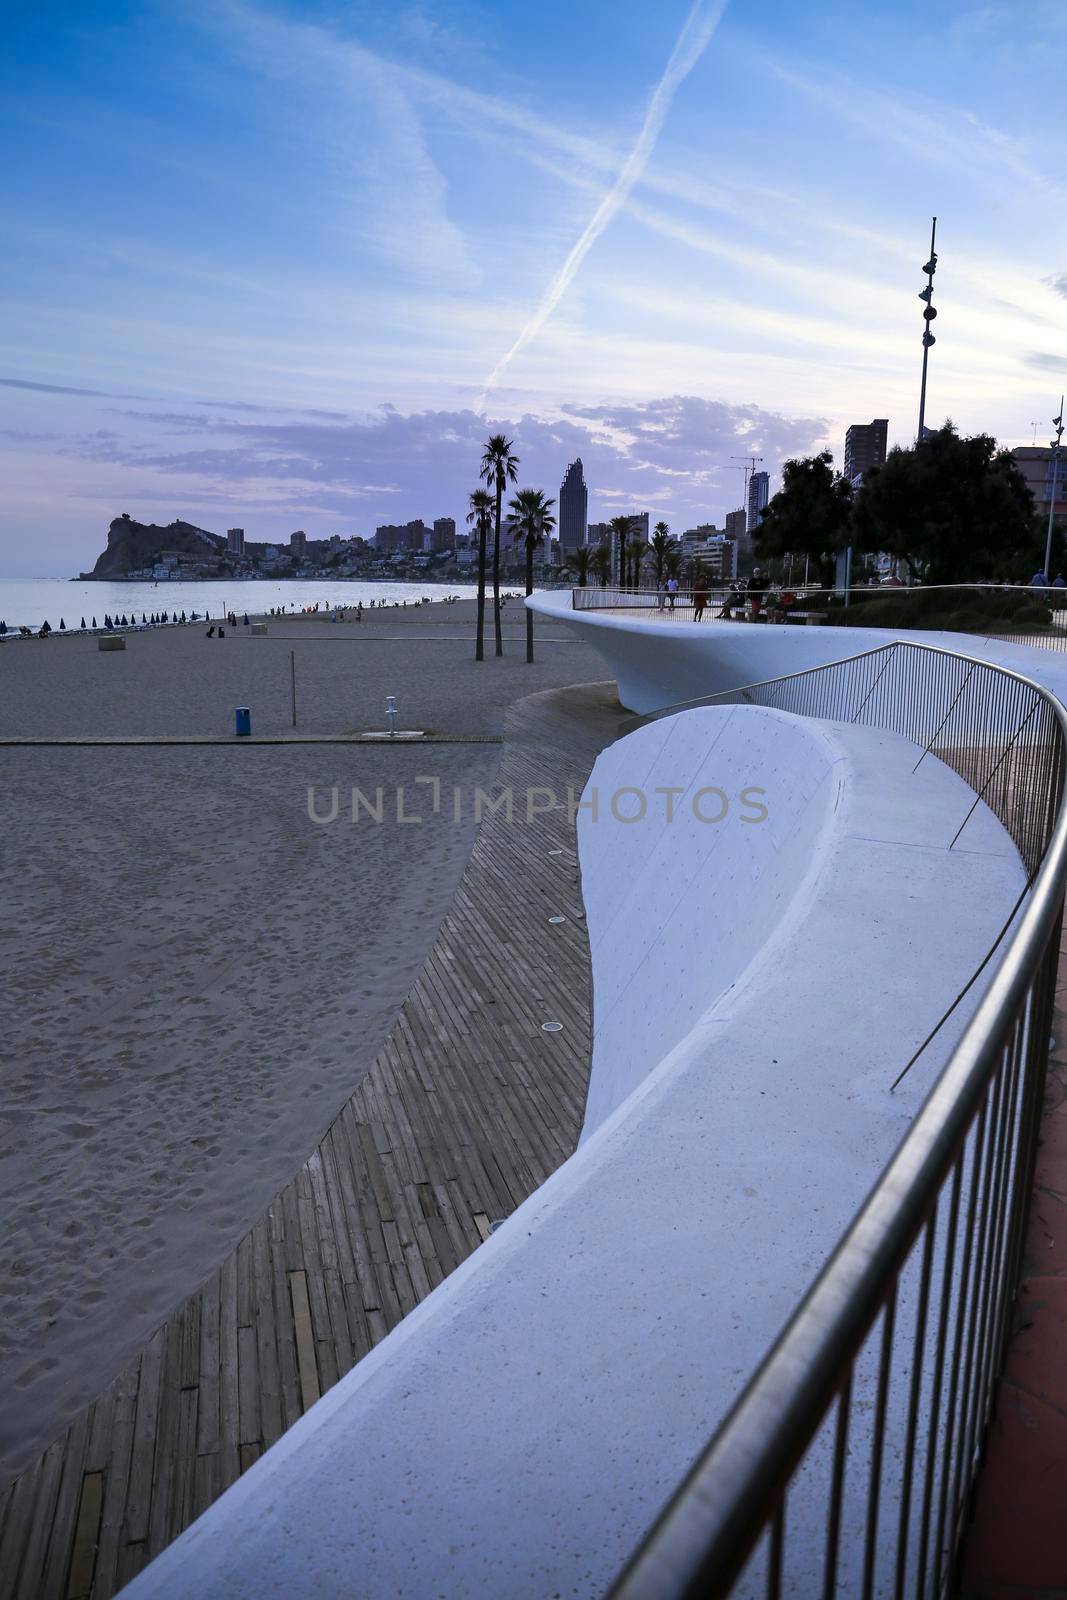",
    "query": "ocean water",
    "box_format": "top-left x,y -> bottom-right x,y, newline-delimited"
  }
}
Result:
0,577 -> 488,632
